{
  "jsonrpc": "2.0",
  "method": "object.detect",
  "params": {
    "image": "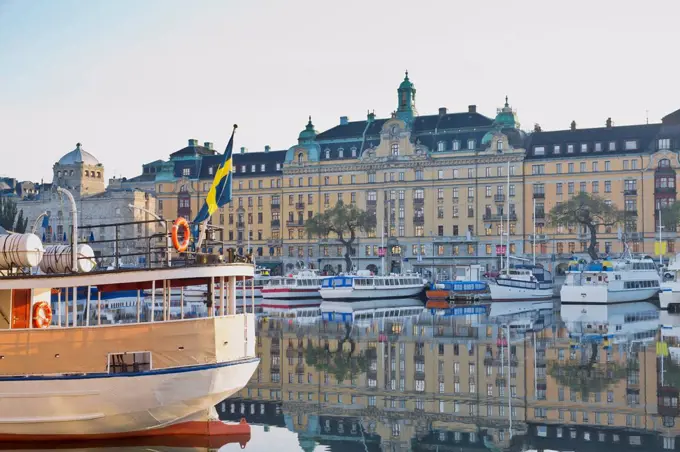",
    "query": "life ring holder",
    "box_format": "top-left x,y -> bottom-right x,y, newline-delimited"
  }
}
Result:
171,217 -> 191,253
32,301 -> 52,329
